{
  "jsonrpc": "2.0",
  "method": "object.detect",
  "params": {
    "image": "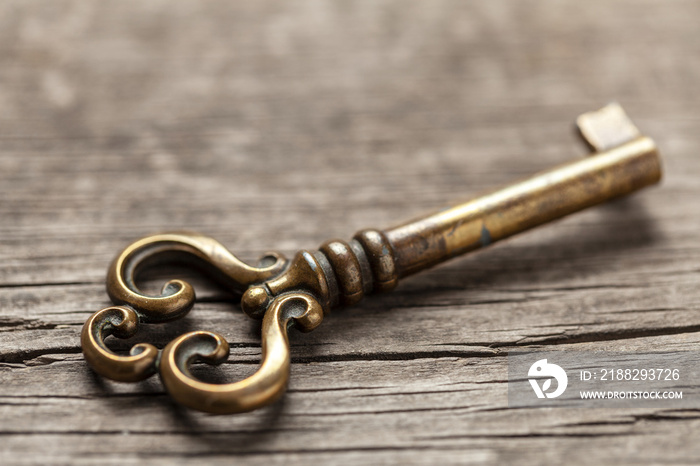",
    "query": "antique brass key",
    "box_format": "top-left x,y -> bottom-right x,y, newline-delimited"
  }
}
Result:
82,103 -> 662,414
